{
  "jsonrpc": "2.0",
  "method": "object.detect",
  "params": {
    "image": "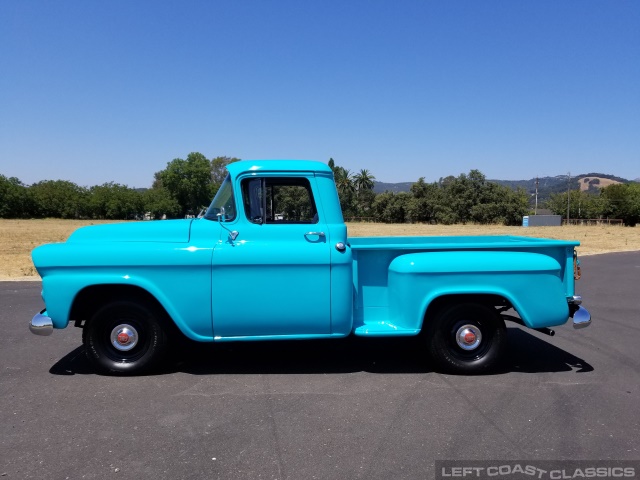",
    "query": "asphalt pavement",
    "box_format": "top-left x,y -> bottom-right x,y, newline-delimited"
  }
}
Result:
1,252 -> 639,479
